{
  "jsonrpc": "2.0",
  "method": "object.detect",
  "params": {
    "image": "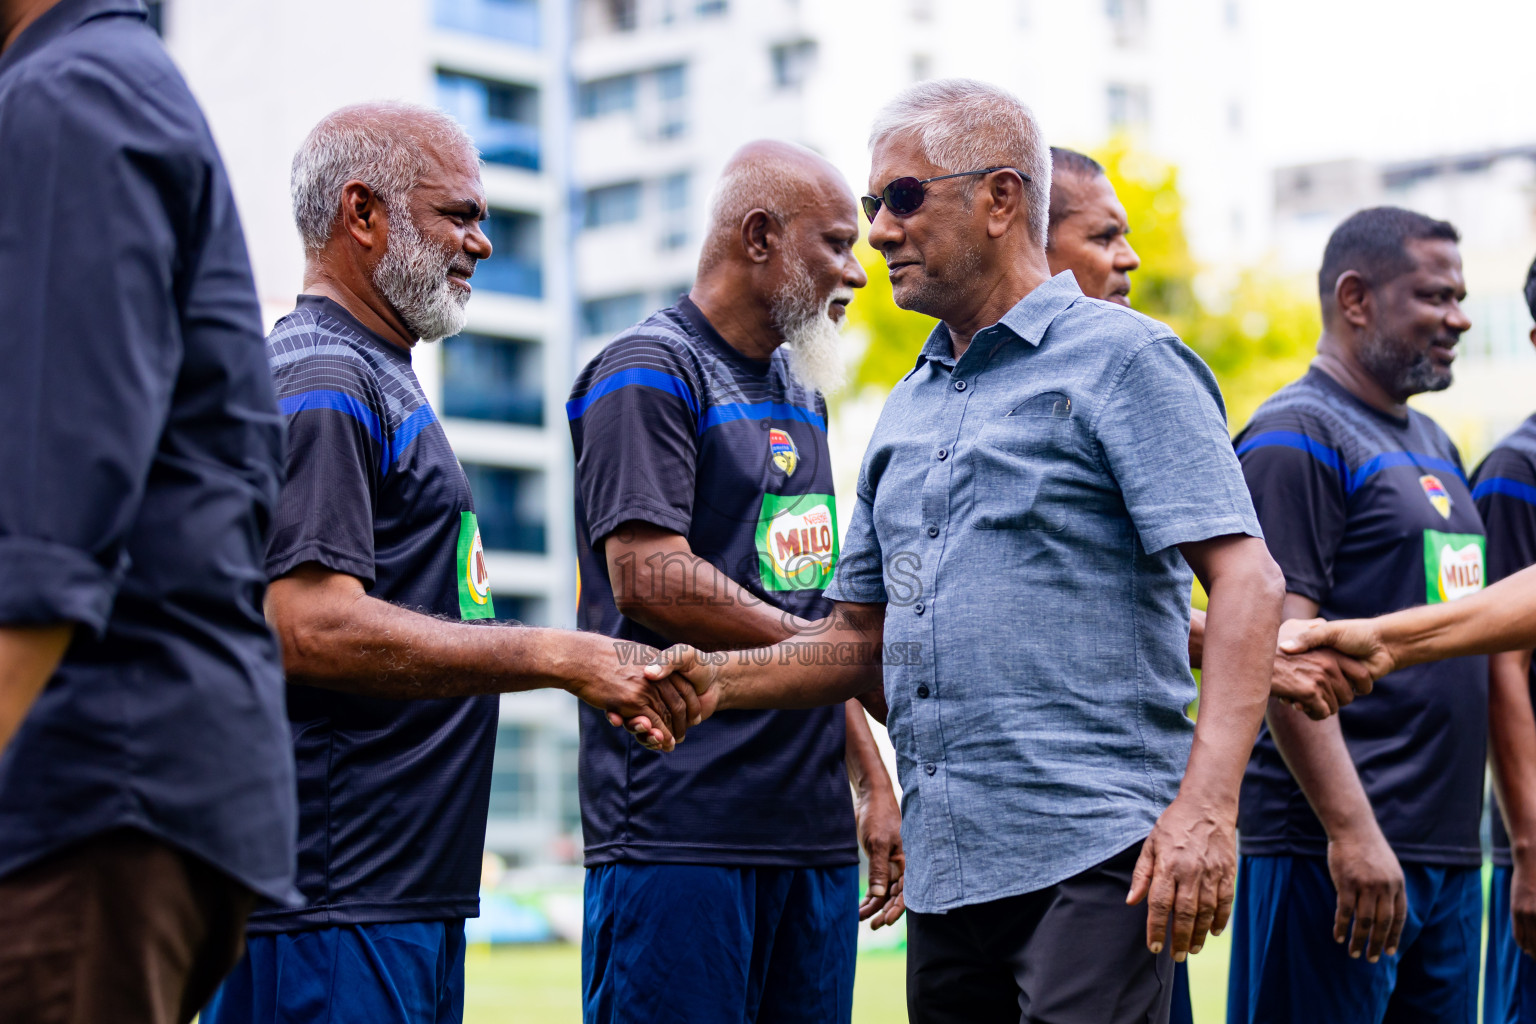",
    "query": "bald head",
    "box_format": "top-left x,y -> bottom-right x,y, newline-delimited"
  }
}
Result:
698,140 -> 849,273
292,101 -> 478,254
